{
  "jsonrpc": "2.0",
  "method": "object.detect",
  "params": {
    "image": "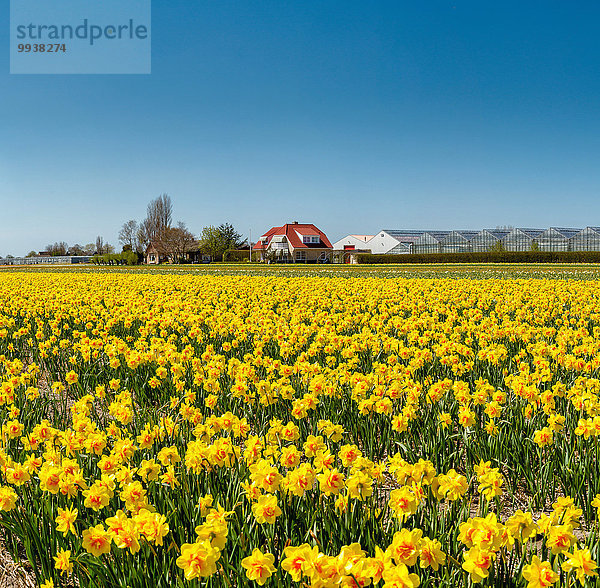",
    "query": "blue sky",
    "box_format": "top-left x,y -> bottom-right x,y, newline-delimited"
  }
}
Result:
2,0 -> 600,255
